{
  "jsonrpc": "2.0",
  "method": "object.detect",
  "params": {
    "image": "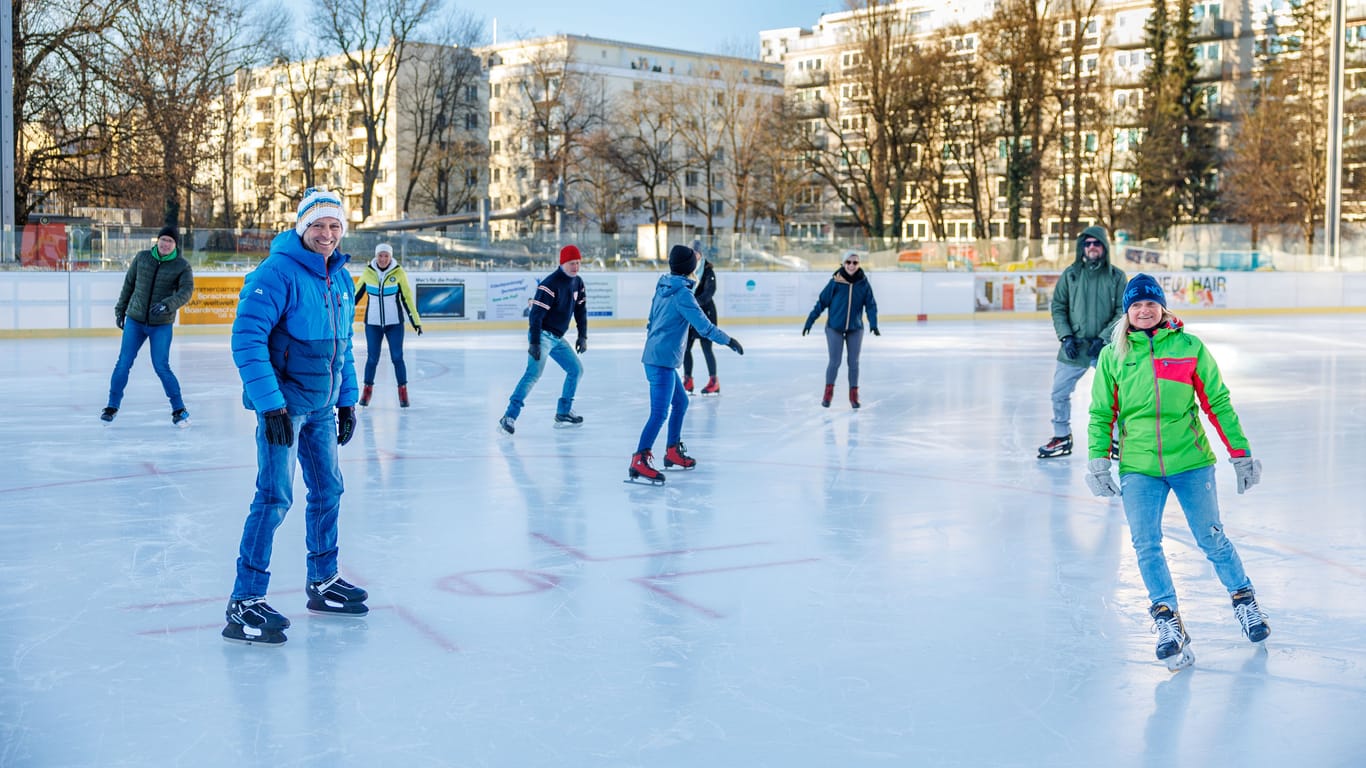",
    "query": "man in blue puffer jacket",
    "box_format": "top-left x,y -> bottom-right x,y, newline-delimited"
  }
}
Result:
222,188 -> 366,646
